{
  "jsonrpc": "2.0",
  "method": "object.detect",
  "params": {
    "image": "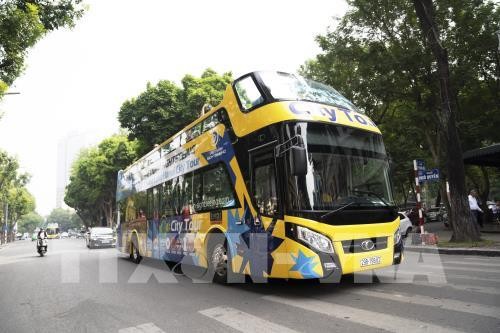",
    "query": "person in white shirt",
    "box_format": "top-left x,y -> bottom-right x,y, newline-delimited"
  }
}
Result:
468,189 -> 483,227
